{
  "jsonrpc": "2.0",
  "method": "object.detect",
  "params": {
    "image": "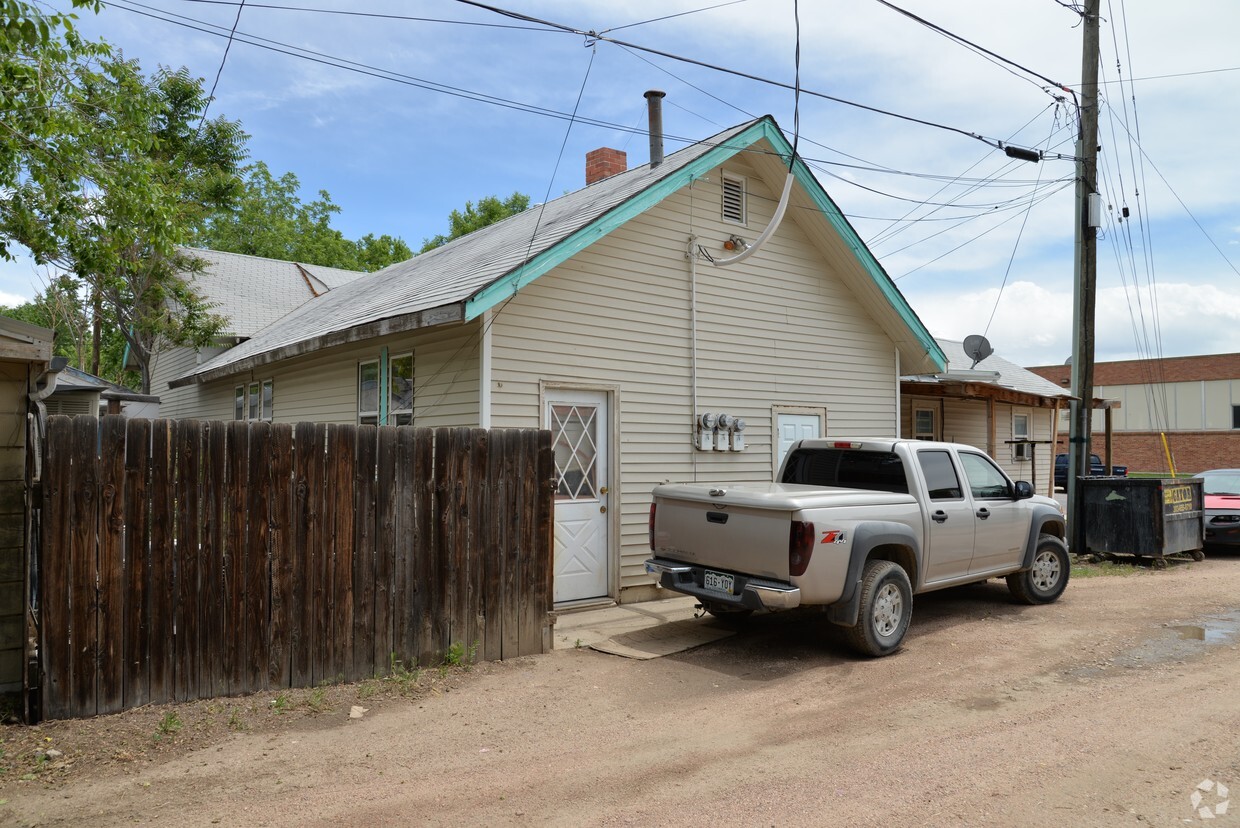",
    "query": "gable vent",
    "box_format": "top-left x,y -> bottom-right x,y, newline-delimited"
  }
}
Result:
722,174 -> 746,224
